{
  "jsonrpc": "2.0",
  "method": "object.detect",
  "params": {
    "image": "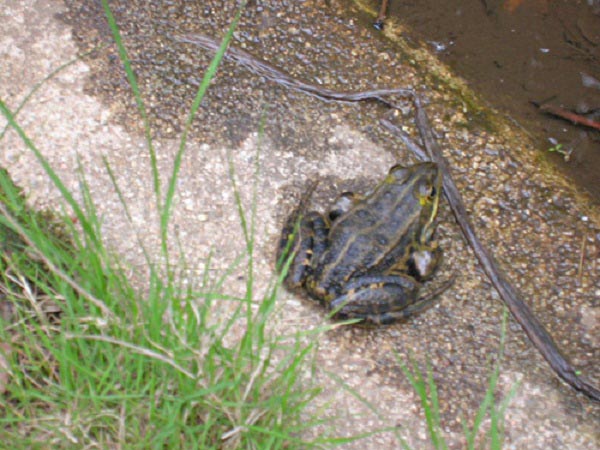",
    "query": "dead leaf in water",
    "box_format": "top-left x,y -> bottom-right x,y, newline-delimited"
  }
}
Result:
504,0 -> 549,14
